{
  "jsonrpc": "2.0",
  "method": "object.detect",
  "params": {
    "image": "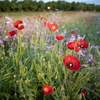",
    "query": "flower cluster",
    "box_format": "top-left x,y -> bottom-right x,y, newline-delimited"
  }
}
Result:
8,20 -> 24,37
42,21 -> 88,97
